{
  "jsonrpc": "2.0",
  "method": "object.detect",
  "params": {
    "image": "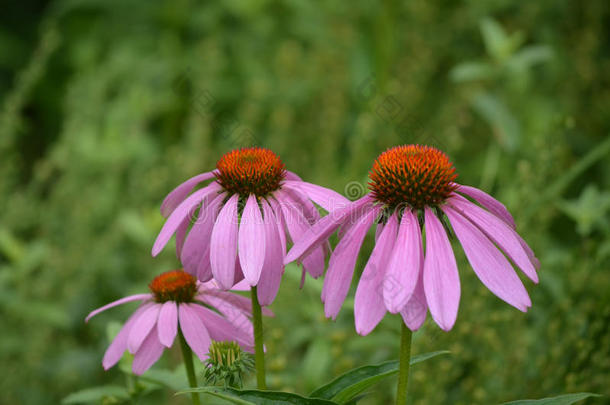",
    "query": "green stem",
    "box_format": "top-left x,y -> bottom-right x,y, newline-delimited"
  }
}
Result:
395,320 -> 412,405
178,330 -> 201,405
250,286 -> 267,389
